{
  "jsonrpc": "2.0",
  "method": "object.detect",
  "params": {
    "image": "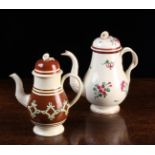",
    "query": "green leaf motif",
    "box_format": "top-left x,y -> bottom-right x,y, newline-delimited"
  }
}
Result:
105,60 -> 109,63
93,87 -> 97,91
102,82 -> 106,86
106,88 -> 110,92
99,94 -> 102,97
